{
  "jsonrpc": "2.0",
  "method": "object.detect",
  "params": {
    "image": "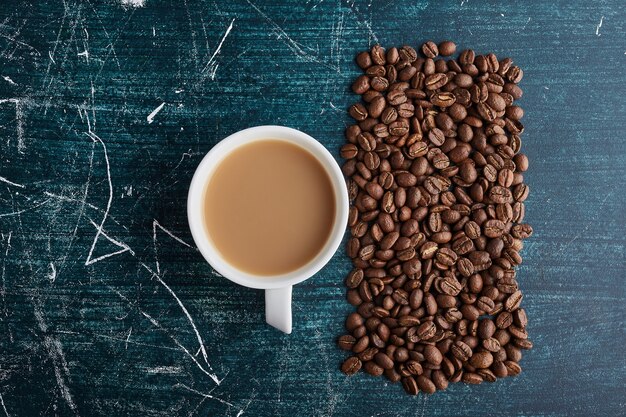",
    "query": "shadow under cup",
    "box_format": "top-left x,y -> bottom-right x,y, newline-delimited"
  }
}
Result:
187,126 -> 348,333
